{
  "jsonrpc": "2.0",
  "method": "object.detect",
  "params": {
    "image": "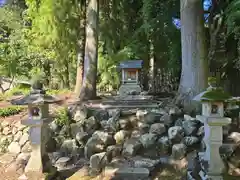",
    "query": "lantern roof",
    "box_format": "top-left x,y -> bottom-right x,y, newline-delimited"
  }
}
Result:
193,77 -> 231,102
193,89 -> 231,102
10,80 -> 62,105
